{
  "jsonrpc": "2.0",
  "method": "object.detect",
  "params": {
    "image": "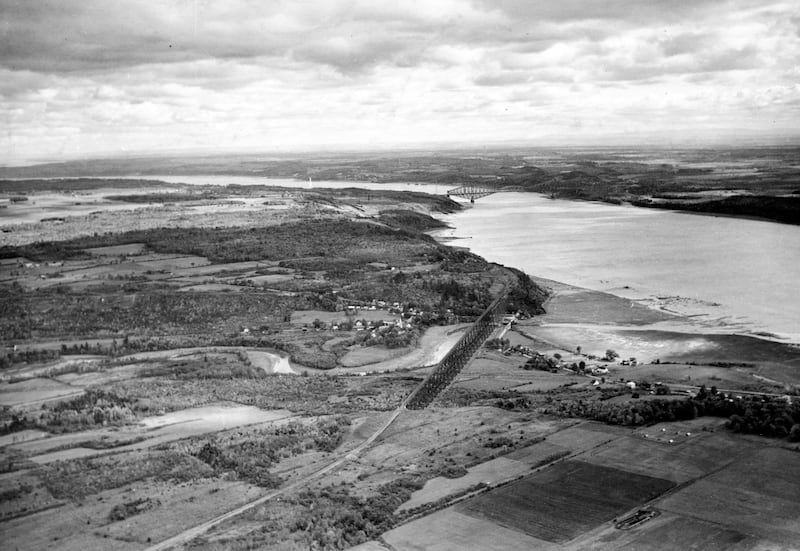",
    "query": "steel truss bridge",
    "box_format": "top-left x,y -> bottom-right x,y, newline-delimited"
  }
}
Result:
447,183 -> 521,202
406,295 -> 506,409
